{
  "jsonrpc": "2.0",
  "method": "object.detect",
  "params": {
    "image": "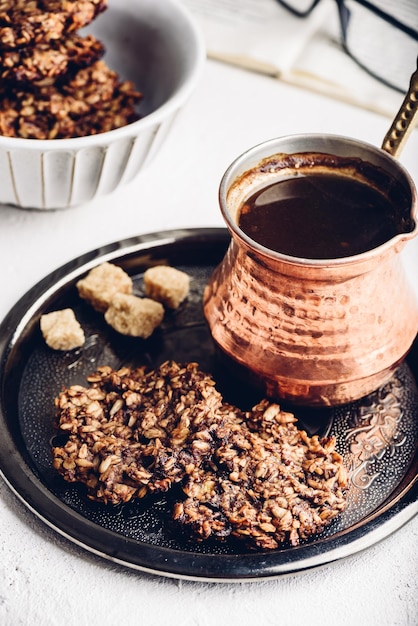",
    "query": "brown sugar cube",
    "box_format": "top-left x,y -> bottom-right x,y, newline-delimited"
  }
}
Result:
40,308 -> 85,350
76,262 -> 132,312
104,293 -> 164,338
143,265 -> 190,309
